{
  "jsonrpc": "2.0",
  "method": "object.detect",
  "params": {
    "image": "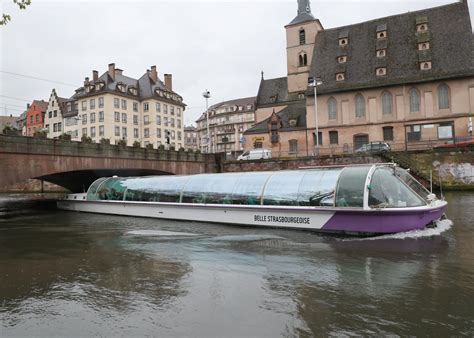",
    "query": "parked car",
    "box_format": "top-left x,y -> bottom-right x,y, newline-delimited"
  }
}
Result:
237,149 -> 272,160
355,141 -> 391,153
